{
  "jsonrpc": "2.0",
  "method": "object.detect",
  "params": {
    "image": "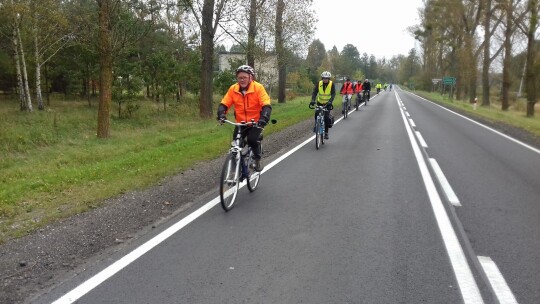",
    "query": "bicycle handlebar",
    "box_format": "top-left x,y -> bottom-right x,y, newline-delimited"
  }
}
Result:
220,119 -> 261,128
220,119 -> 277,128
309,104 -> 330,110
